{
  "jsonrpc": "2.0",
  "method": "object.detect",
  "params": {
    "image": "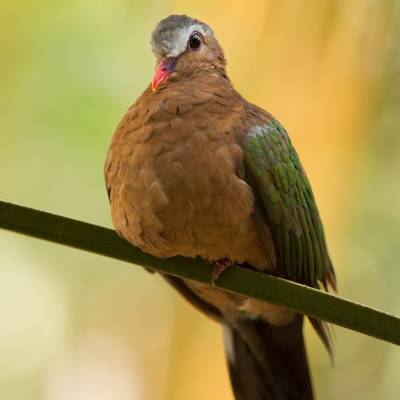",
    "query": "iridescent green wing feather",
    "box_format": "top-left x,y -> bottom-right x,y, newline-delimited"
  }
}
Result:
244,119 -> 336,290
